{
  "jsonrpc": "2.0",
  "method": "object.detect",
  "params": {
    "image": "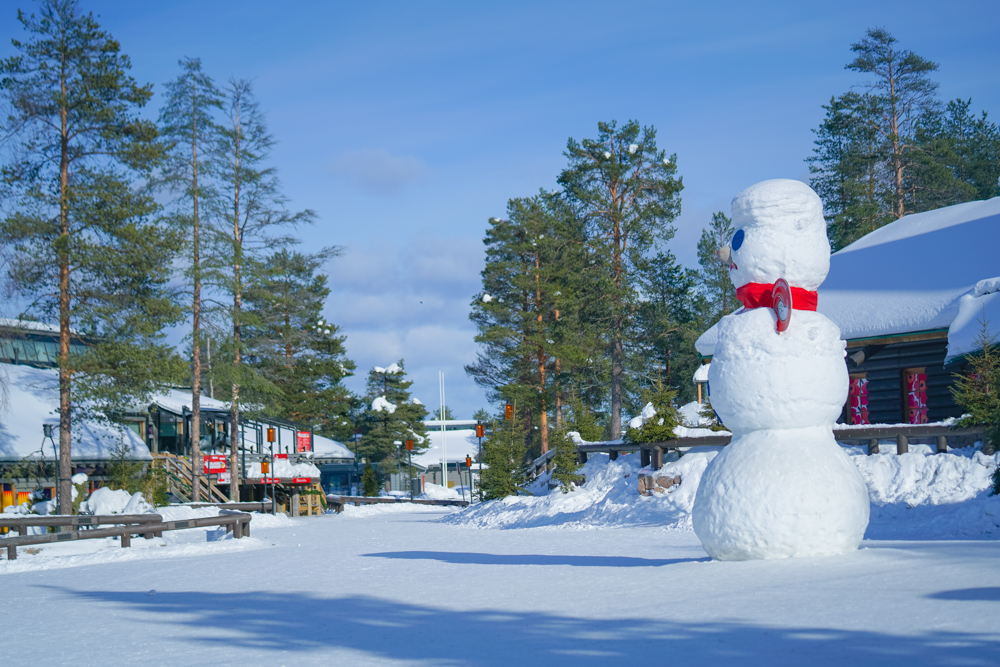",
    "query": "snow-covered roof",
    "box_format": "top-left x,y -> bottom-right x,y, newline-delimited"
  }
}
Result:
310,434 -> 354,459
414,428 -> 480,468
149,388 -> 230,414
424,419 -> 479,427
0,363 -> 151,461
696,197 -> 1000,361
693,363 -> 710,383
